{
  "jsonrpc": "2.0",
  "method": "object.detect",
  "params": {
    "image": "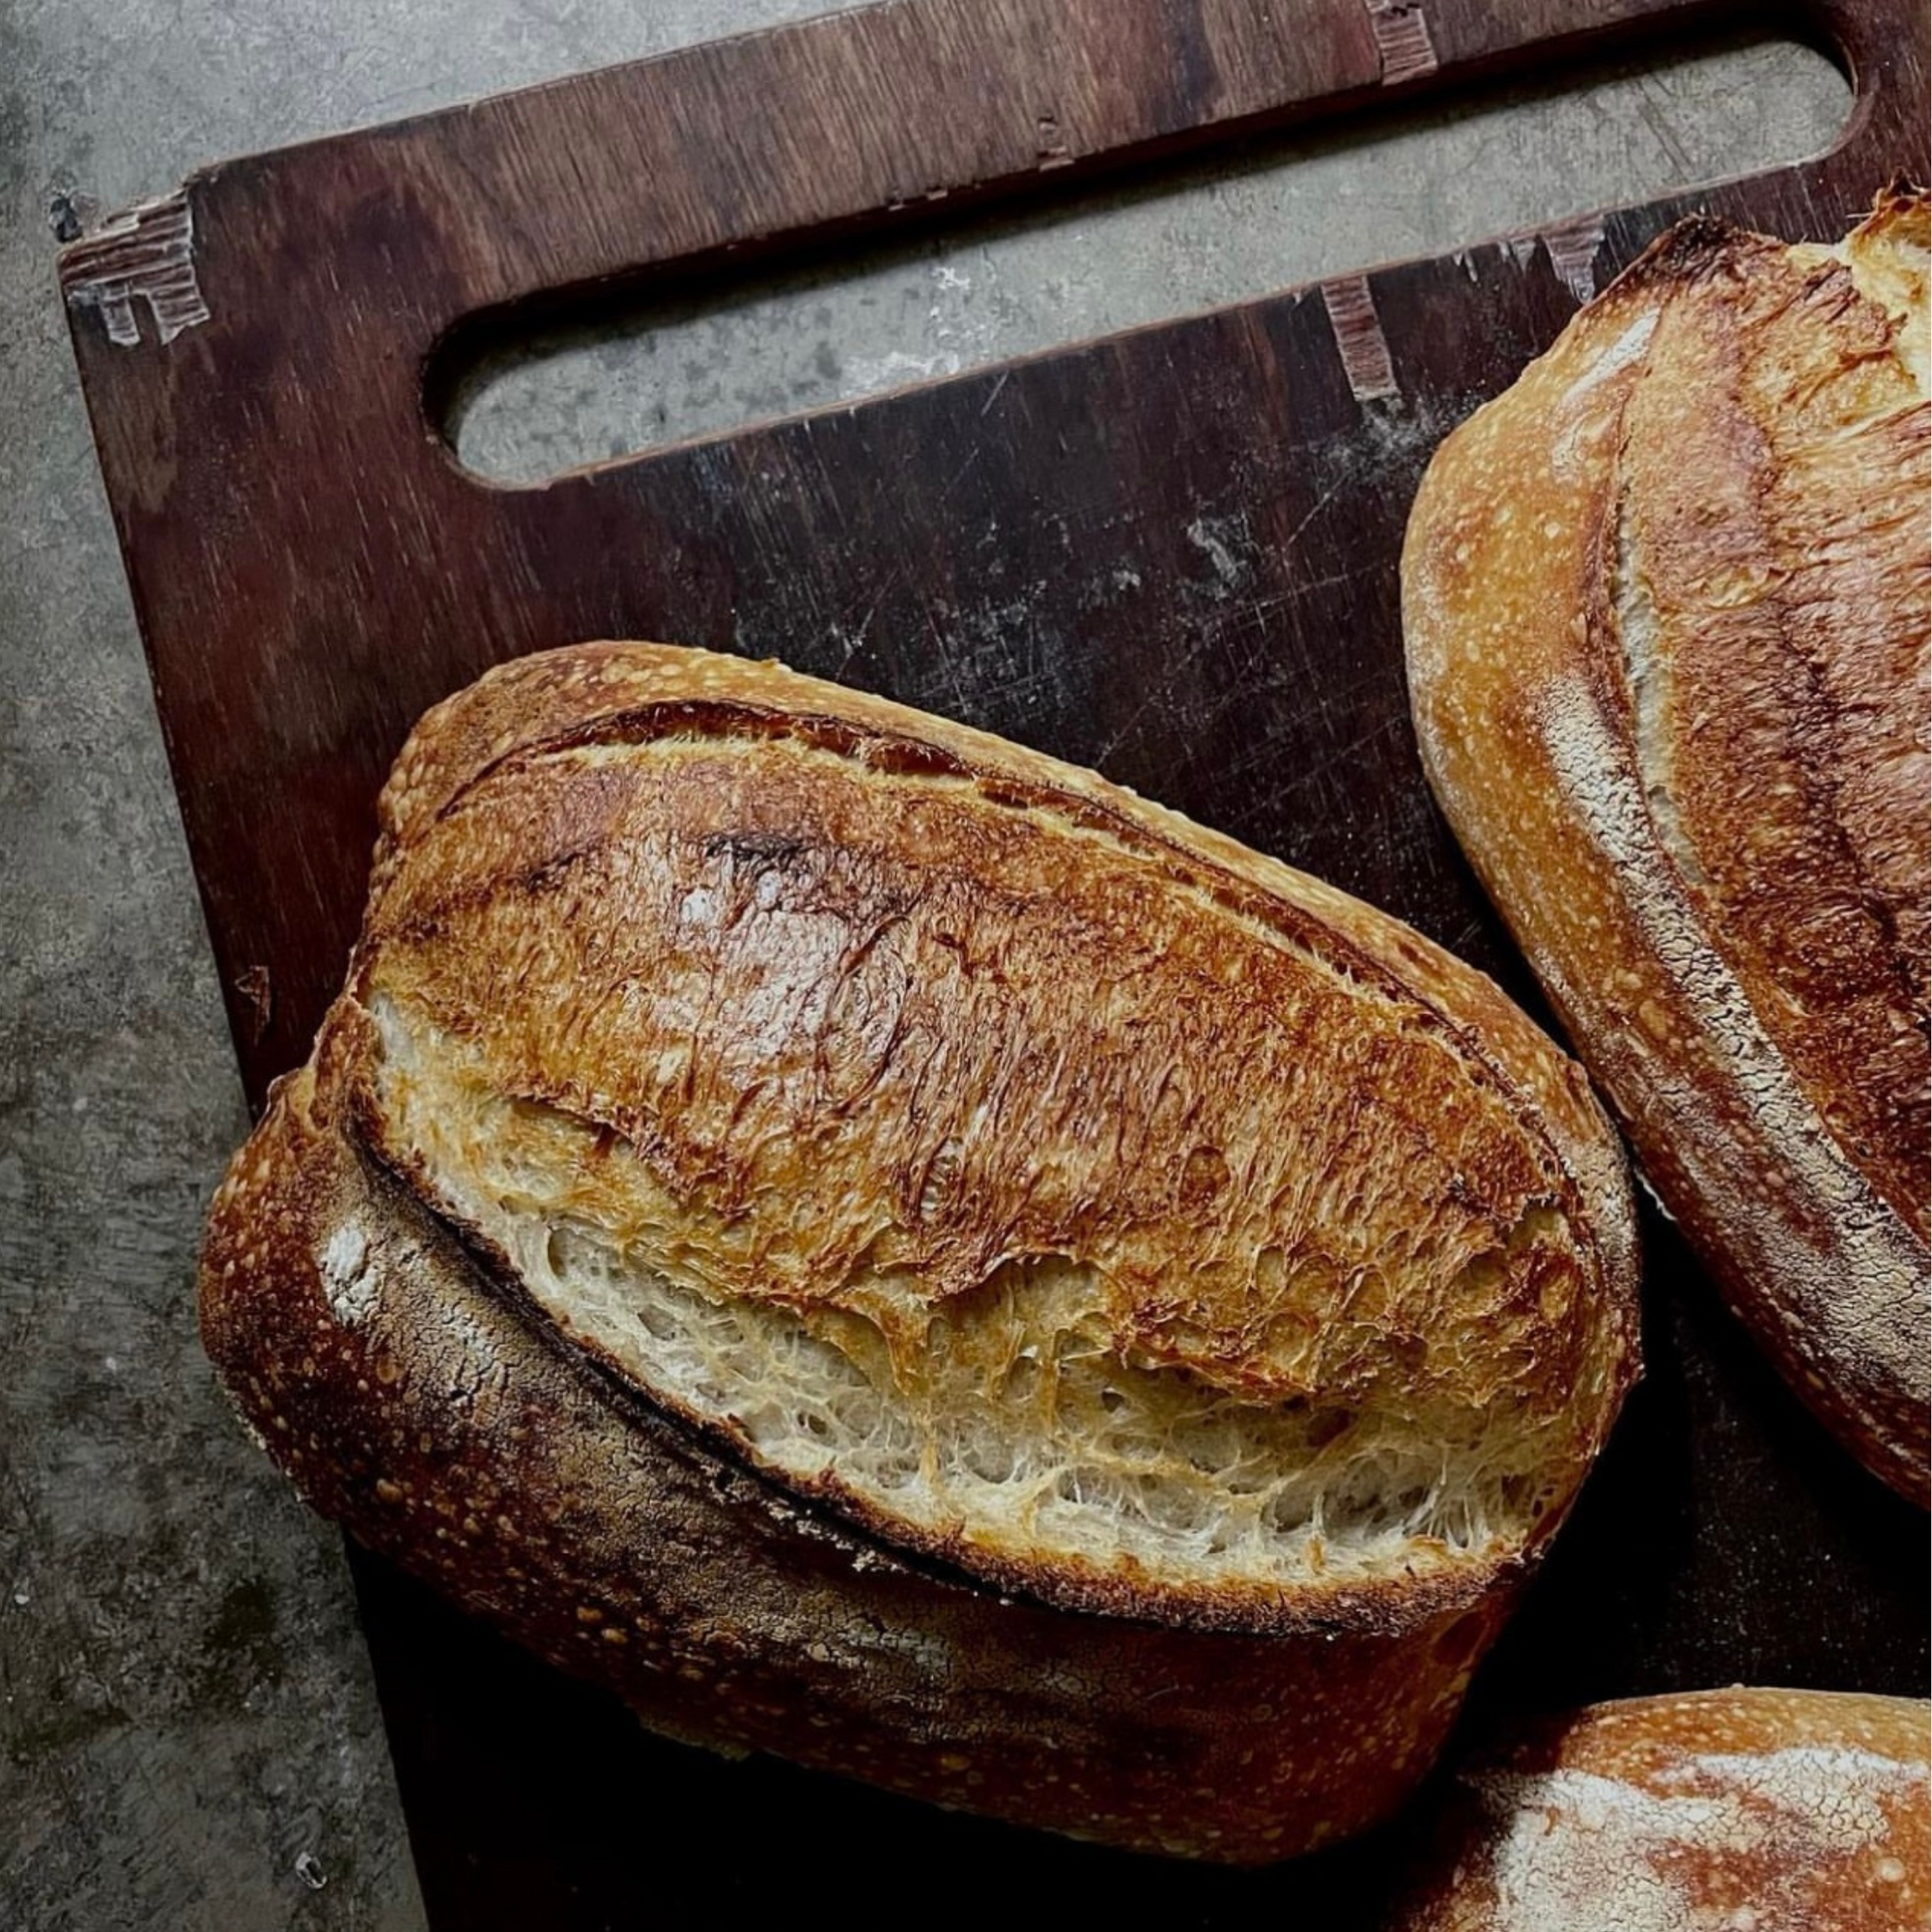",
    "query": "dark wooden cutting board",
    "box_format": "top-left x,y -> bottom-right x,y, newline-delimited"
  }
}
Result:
63,0 -> 1929,1922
